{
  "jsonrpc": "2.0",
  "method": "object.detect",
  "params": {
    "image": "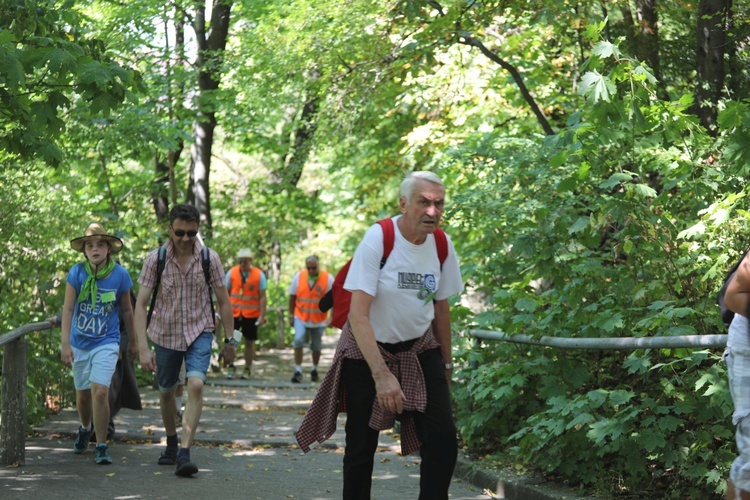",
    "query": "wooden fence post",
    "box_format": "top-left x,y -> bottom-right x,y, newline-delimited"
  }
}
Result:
1,338 -> 27,466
